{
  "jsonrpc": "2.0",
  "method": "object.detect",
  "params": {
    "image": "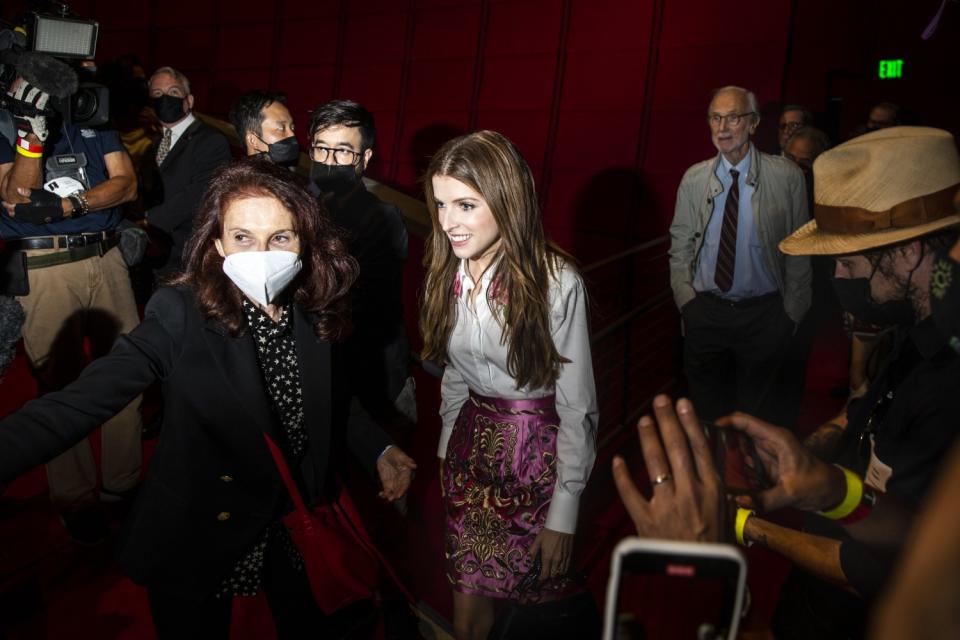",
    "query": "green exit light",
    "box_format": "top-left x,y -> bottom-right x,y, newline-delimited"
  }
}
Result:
878,59 -> 904,79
